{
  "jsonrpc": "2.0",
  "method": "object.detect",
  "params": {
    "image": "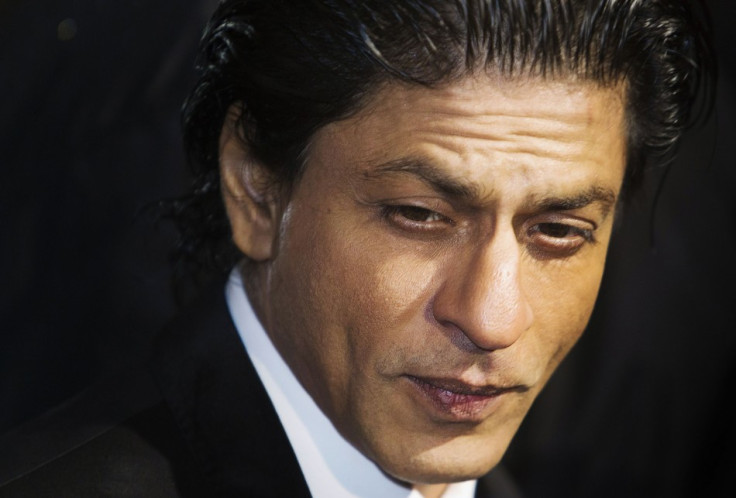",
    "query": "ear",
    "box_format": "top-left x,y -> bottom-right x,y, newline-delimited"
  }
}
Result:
219,106 -> 280,261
